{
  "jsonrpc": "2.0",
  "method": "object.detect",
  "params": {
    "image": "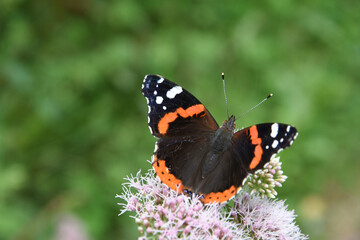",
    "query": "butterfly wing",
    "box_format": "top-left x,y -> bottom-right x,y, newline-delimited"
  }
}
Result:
198,123 -> 298,203
232,123 -> 298,172
142,75 -> 219,137
142,74 -> 219,192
